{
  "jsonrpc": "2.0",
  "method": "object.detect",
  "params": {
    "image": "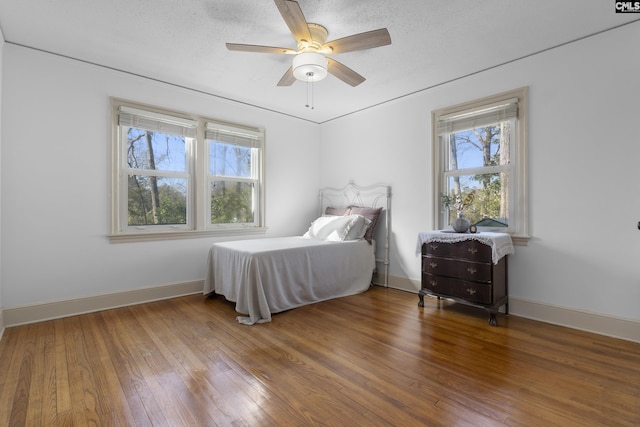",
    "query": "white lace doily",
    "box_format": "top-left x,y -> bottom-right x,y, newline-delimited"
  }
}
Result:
416,231 -> 514,264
